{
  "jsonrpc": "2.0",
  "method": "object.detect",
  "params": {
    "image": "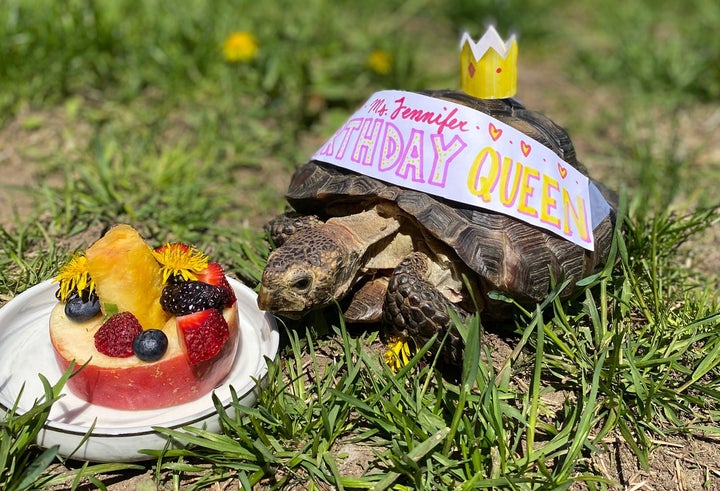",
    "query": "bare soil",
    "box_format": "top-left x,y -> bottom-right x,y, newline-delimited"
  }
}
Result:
3,60 -> 720,490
